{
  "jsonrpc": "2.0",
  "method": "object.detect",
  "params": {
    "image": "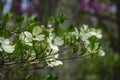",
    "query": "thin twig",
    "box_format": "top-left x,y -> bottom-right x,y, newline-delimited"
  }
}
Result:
57,53 -> 91,60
